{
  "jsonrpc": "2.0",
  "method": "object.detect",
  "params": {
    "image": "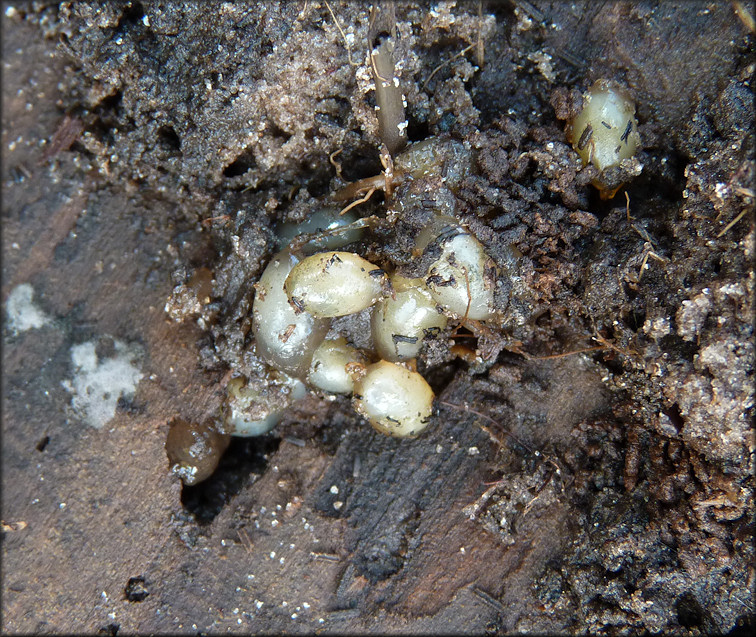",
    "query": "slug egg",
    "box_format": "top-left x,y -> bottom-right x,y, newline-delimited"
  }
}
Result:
165,419 -> 231,486
308,337 -> 366,394
353,361 -> 435,438
417,221 -> 497,321
567,79 -> 641,194
394,137 -> 471,189
284,251 -> 389,318
372,274 -> 448,361
251,249 -> 330,378
275,207 -> 364,253
222,373 -> 307,437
